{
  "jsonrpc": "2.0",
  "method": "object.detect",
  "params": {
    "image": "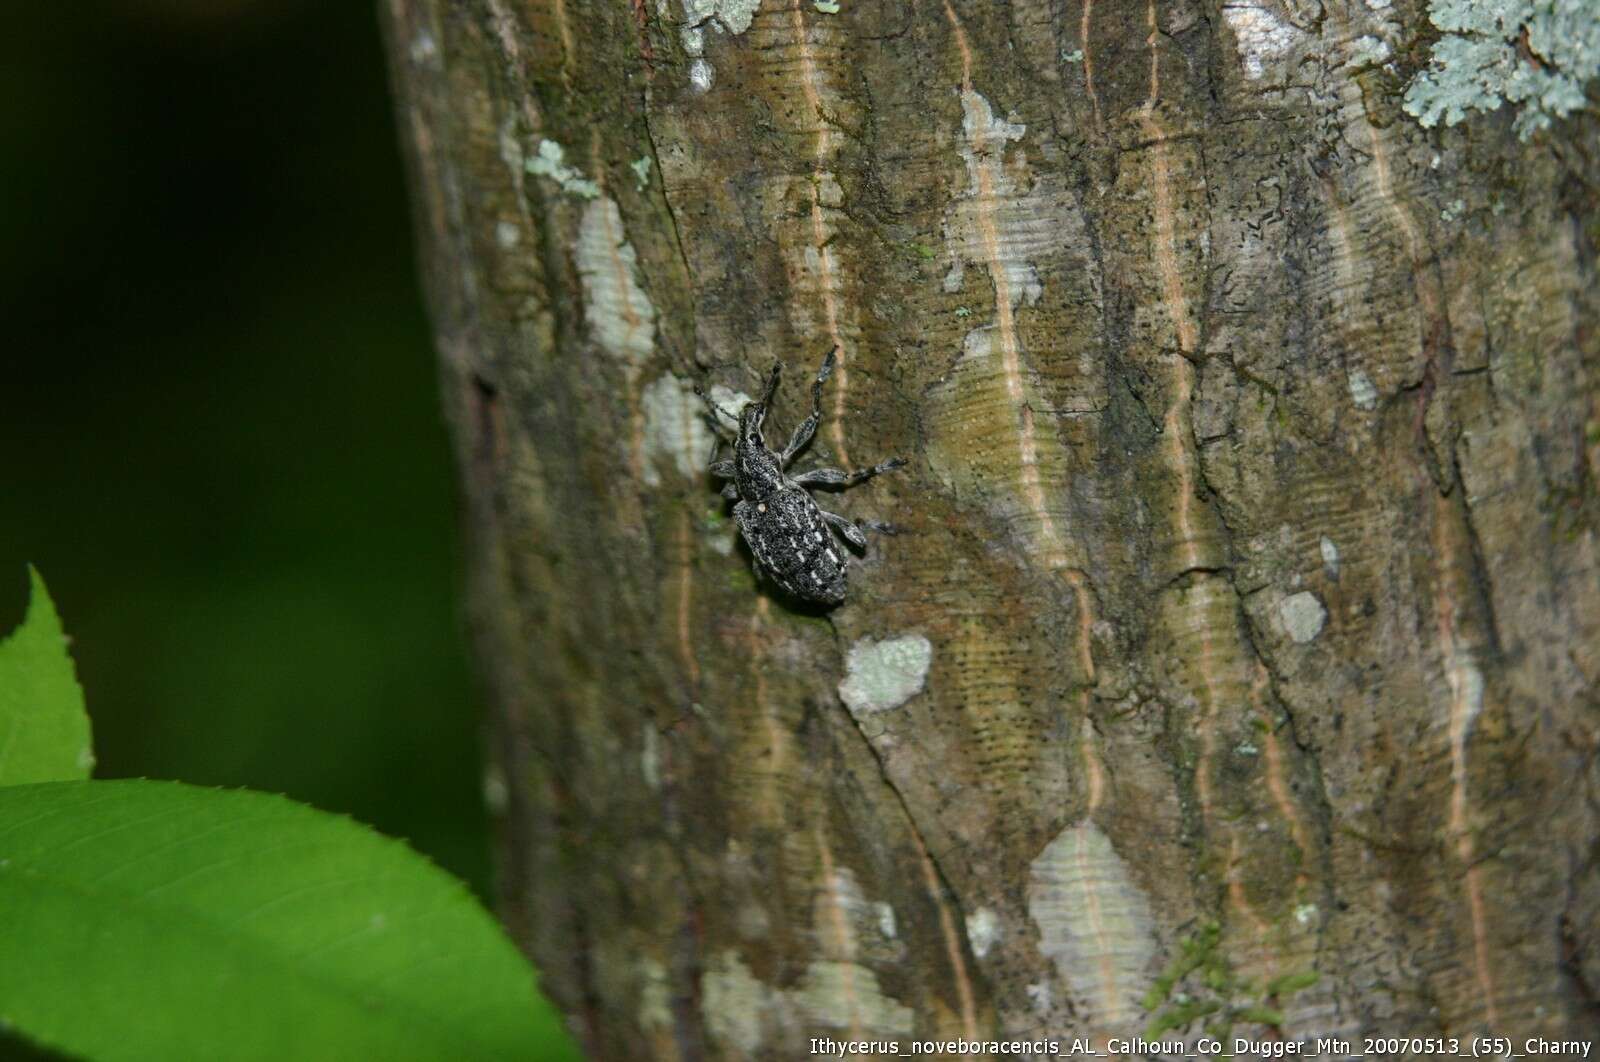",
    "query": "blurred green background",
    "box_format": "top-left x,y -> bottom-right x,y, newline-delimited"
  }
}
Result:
4,0 -> 510,1033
